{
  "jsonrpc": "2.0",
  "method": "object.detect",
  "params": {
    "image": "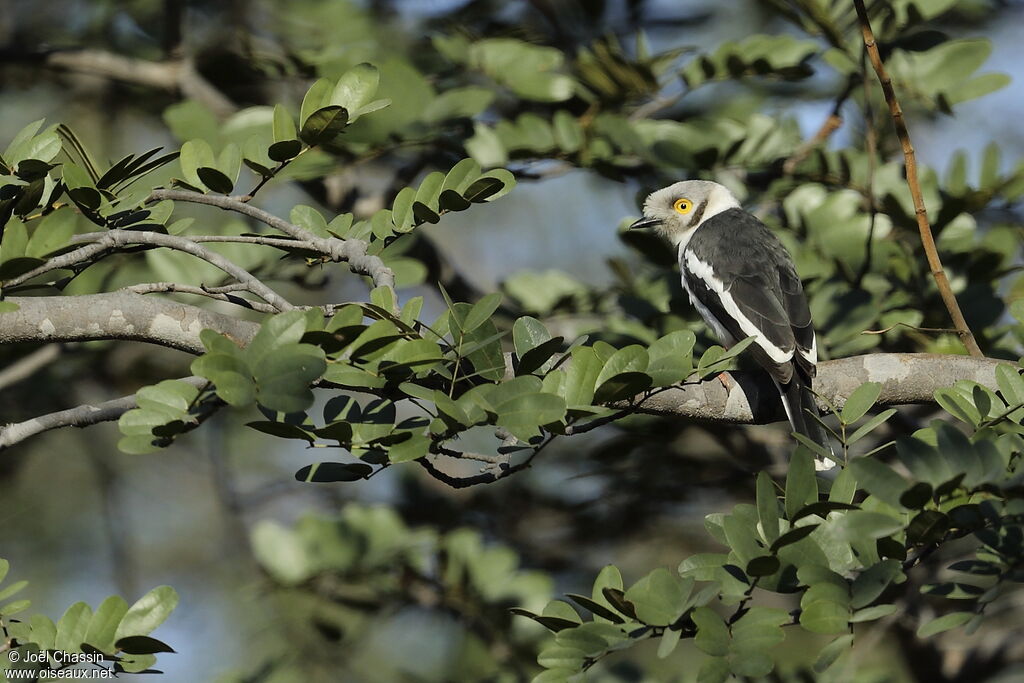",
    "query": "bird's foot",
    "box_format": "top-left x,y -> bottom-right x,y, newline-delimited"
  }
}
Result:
716,372 -> 733,390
